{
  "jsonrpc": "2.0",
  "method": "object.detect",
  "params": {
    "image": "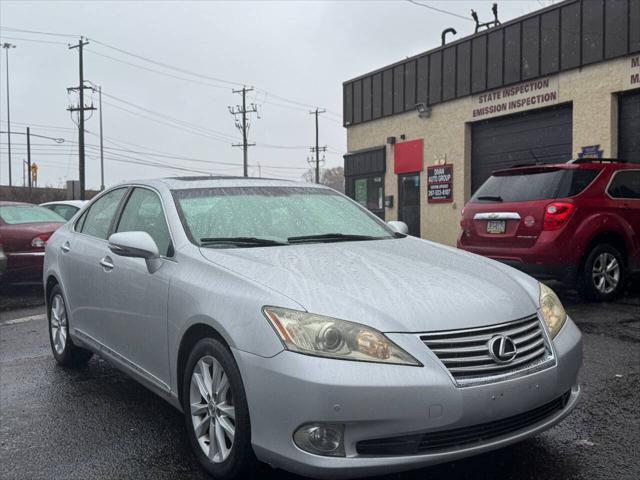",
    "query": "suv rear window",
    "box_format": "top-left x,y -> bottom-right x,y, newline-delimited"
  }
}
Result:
471,169 -> 599,203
